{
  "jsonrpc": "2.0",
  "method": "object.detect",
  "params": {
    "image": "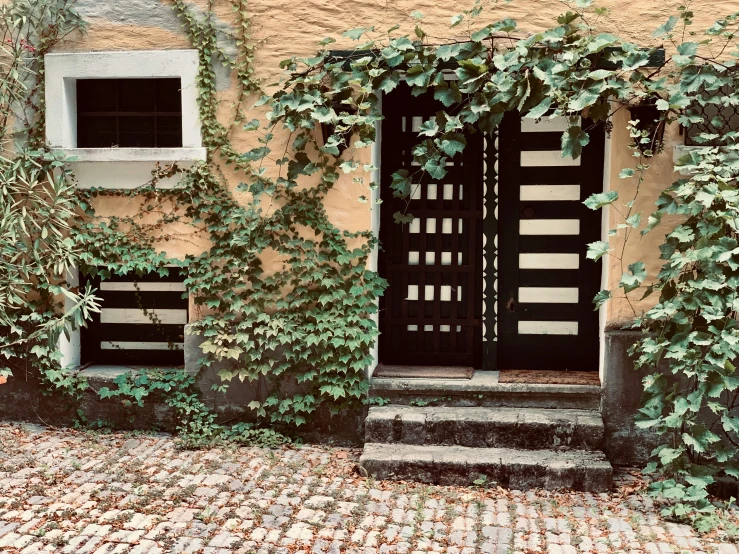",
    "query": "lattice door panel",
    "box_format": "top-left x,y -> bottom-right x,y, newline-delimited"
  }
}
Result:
379,86 -> 483,367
